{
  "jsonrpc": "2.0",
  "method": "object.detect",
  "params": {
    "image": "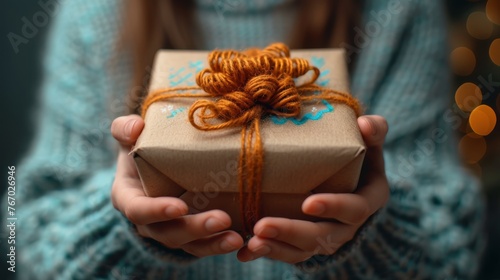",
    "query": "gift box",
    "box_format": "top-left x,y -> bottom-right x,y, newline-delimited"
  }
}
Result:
133,44 -> 365,235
